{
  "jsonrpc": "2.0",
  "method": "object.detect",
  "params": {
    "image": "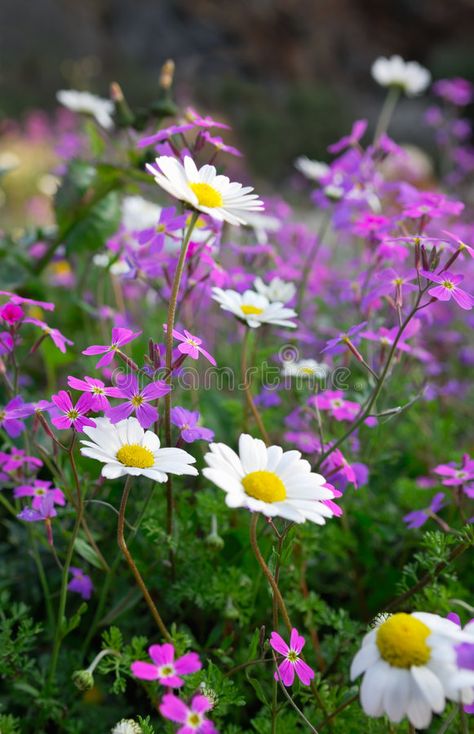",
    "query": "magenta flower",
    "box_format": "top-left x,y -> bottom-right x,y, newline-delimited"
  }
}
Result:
131,643 -> 202,688
167,327 -> 216,366
270,628 -> 315,686
17,493 -> 57,544
106,374 -> 170,429
433,78 -> 473,106
433,454 -> 474,489
51,391 -> 95,432
67,375 -> 116,411
68,567 -> 94,600
0,397 -> 34,438
310,390 -> 359,422
420,270 -> 473,310
0,331 -> 14,354
0,290 -> 54,311
321,322 -> 367,355
170,407 -> 214,443
136,207 -> 187,252
24,317 -> 73,353
0,302 -> 24,324
201,131 -> 242,157
82,327 -> 141,368
138,123 -> 195,148
0,448 -> 42,473
404,492 -> 446,529
159,693 -> 217,733
14,479 -> 65,509
328,119 -> 367,154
